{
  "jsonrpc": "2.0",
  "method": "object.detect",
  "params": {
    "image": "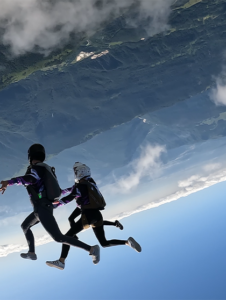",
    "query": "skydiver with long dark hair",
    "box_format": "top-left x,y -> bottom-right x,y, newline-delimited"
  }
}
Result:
46,162 -> 141,270
0,145 -> 100,264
